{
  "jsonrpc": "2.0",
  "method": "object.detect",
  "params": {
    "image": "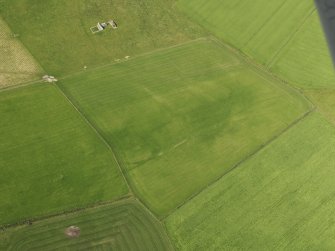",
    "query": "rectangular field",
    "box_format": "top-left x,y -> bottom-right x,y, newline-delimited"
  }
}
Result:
59,39 -> 310,216
0,199 -> 173,250
0,84 -> 128,225
166,113 -> 335,250
0,0 -> 204,76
